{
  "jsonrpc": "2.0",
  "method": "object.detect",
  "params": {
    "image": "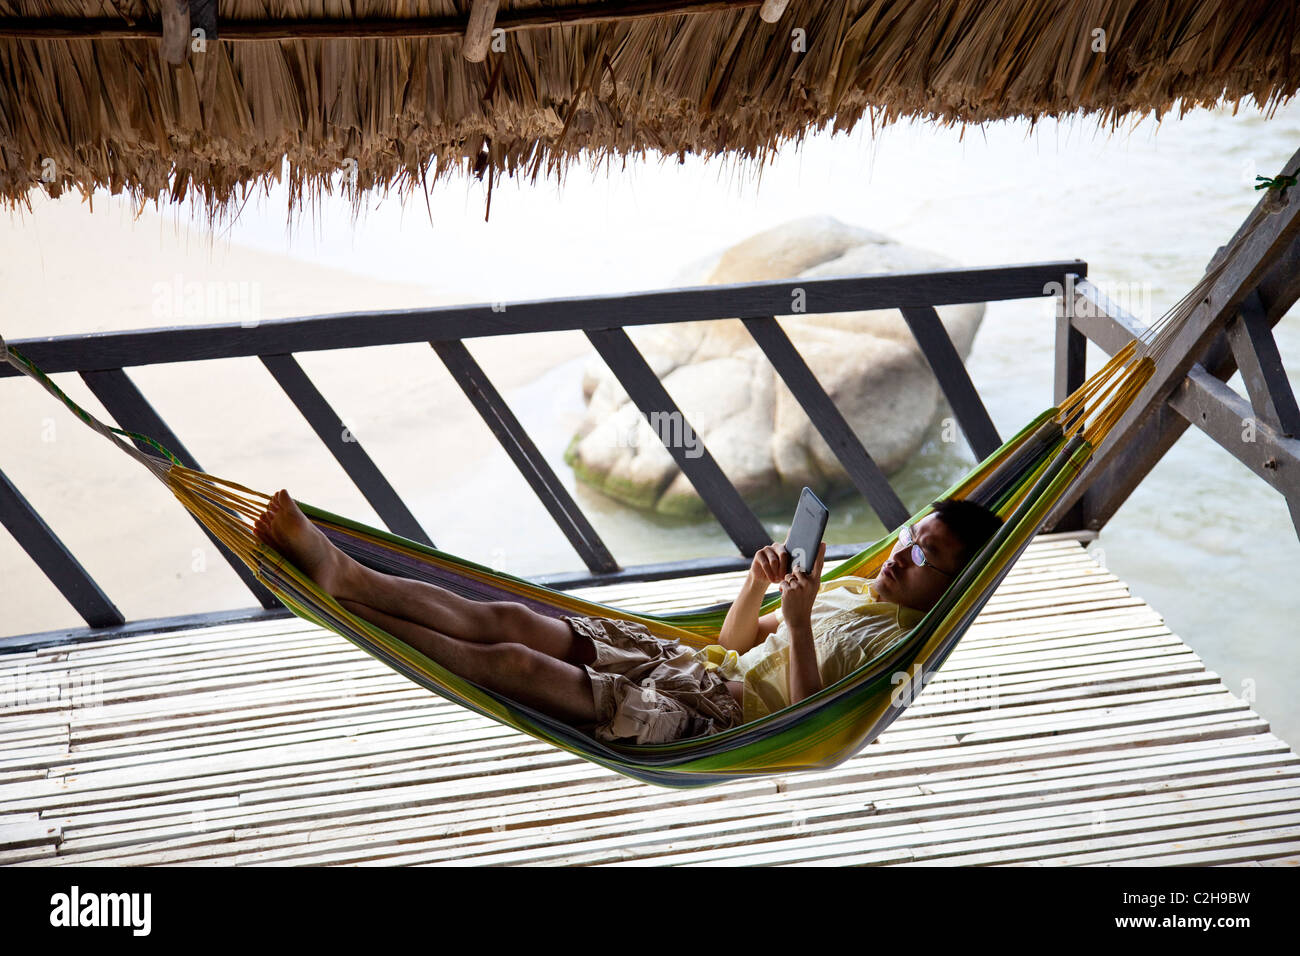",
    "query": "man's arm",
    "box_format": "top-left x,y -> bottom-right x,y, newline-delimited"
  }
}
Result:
782,542 -> 827,706
718,573 -> 770,653
787,619 -> 823,704
719,544 -> 787,653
